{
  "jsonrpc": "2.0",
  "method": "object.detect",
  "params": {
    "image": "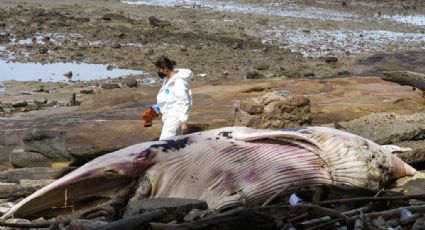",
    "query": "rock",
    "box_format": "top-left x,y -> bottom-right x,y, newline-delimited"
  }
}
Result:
232,41 -> 243,49
254,63 -> 269,71
69,93 -> 77,106
101,83 -> 120,90
184,209 -> 214,222
102,13 -> 130,23
34,99 -> 48,105
111,43 -> 121,49
338,70 -> 351,76
19,179 -> 55,189
392,140 -> 425,164
0,183 -> 35,199
23,130 -> 70,160
80,89 -> 94,94
381,71 -> 425,93
234,91 -> 311,129
0,129 -> 27,146
0,33 -> 10,43
325,56 -> 338,63
126,78 -> 138,88
148,16 -> 171,27
9,151 -> 54,168
38,47 -> 48,54
69,219 -> 108,230
5,218 -> 31,225
25,103 -> 40,111
413,217 -> 425,230
303,72 -> 315,77
0,202 -> 14,214
106,64 -> 113,70
12,101 -> 27,108
65,120 -> 162,160
64,71 -> 73,80
123,198 -> 208,222
234,109 -> 262,127
0,146 -> 19,164
0,167 -> 72,183
246,71 -> 264,79
239,97 -> 263,114
338,113 -> 425,144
